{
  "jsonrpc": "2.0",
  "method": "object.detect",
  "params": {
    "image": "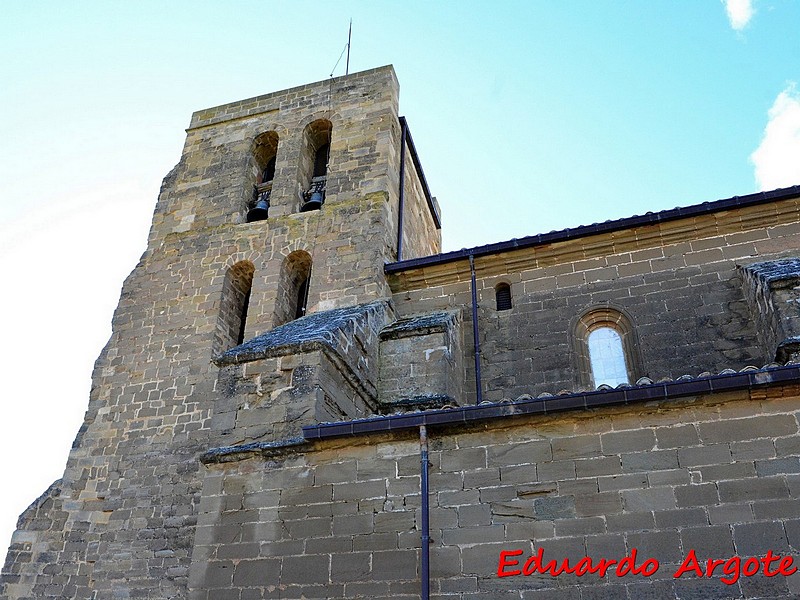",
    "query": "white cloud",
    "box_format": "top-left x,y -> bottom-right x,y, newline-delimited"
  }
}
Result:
724,0 -> 755,30
751,85 -> 800,191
